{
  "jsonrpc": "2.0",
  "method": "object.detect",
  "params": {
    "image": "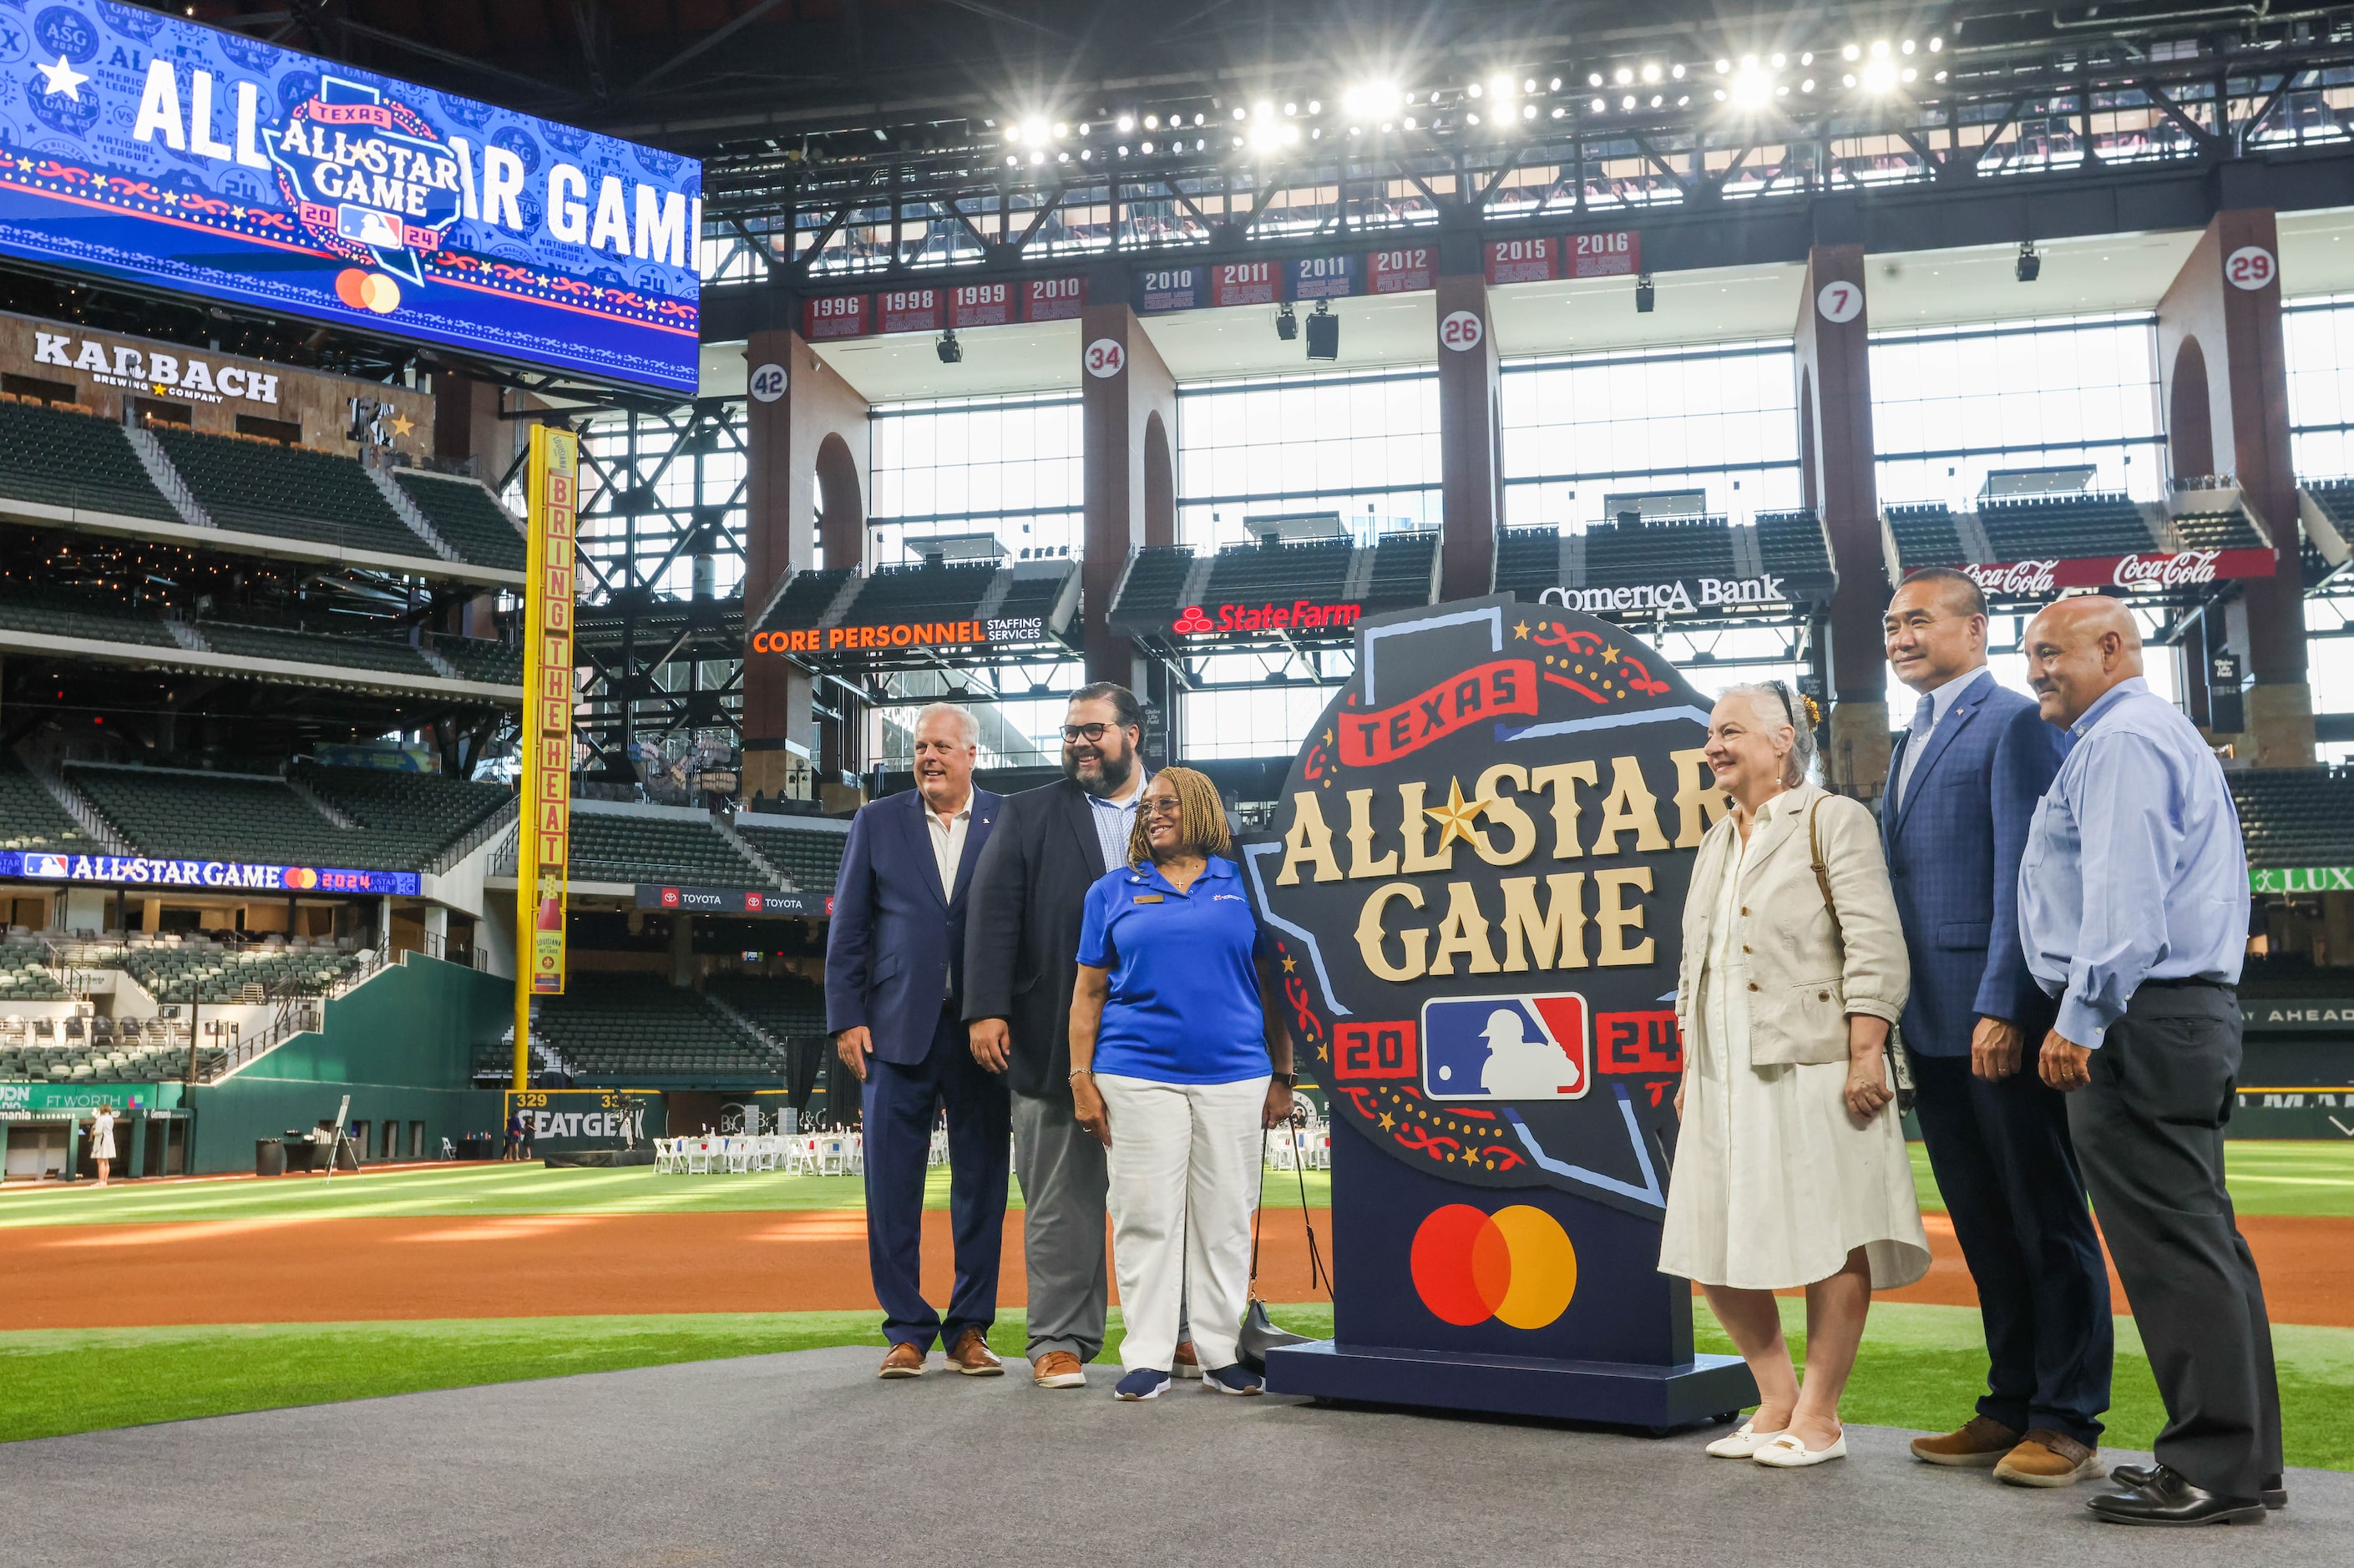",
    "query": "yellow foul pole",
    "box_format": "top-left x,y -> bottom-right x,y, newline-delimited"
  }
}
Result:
516,422 -> 580,1090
